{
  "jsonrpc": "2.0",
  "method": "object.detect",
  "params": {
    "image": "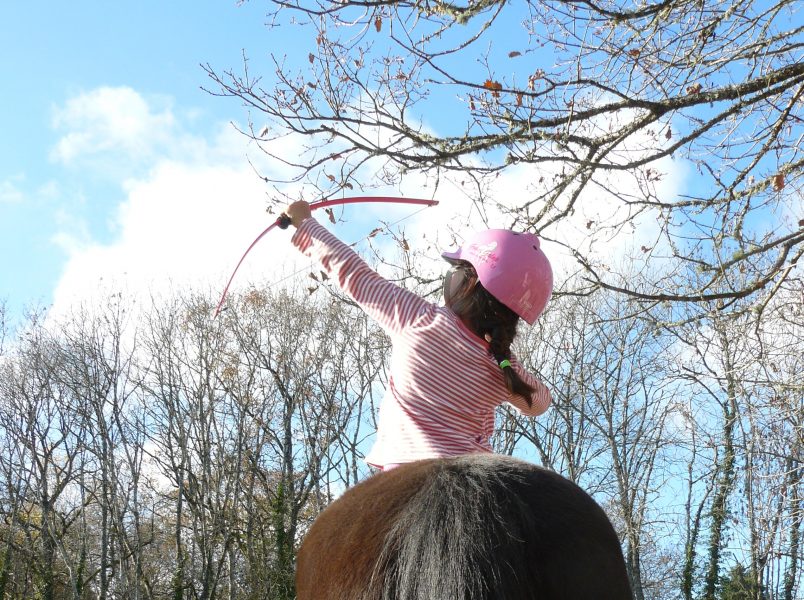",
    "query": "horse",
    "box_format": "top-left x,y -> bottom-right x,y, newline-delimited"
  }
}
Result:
295,453 -> 634,600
